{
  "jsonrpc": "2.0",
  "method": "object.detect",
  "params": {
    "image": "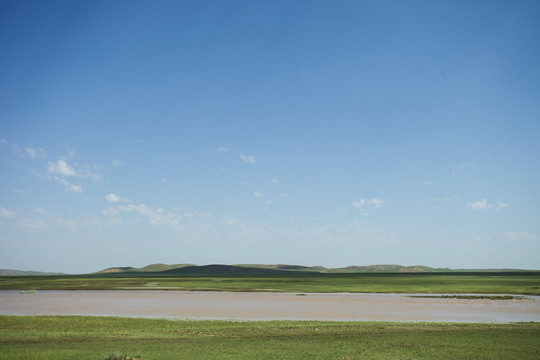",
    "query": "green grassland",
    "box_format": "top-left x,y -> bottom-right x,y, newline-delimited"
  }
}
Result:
1,272 -> 539,295
0,316 -> 538,360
